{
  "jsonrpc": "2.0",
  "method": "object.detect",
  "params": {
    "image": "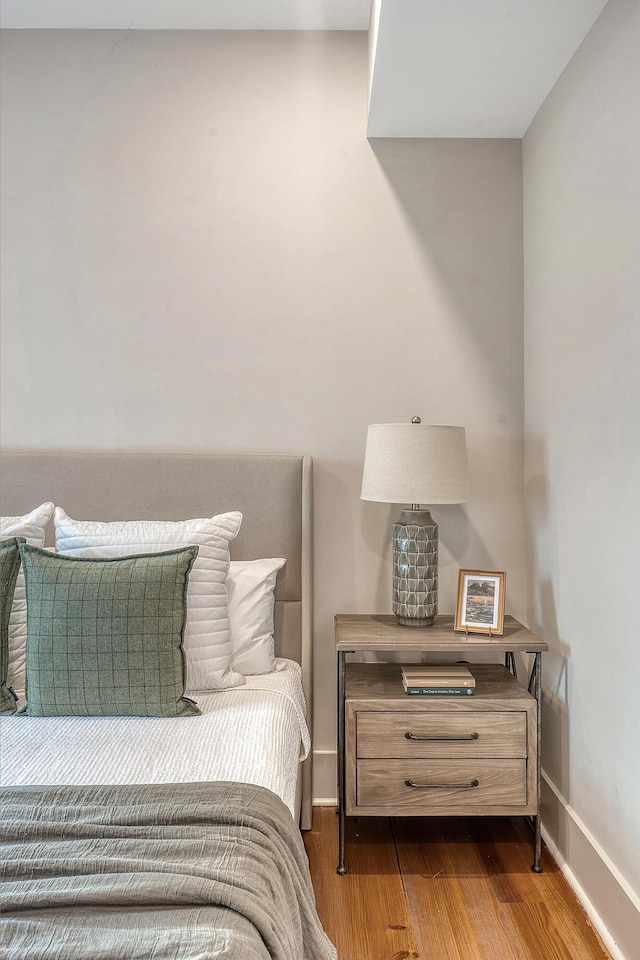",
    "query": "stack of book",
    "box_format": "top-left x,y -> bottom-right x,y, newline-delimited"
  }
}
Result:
401,665 -> 476,696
